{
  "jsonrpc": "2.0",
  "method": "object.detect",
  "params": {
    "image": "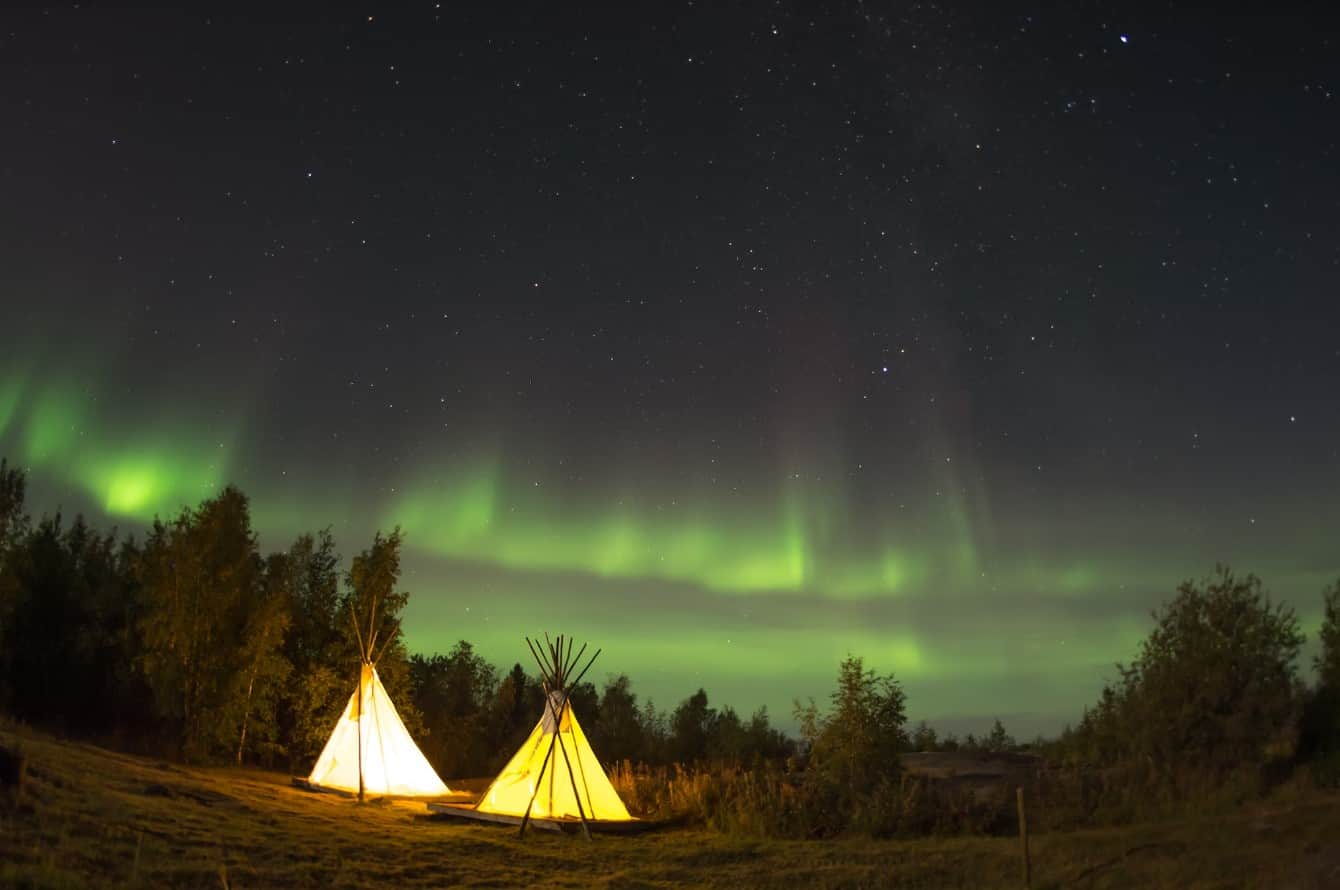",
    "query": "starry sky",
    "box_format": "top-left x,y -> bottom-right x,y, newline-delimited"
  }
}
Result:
2,4 -> 1337,737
